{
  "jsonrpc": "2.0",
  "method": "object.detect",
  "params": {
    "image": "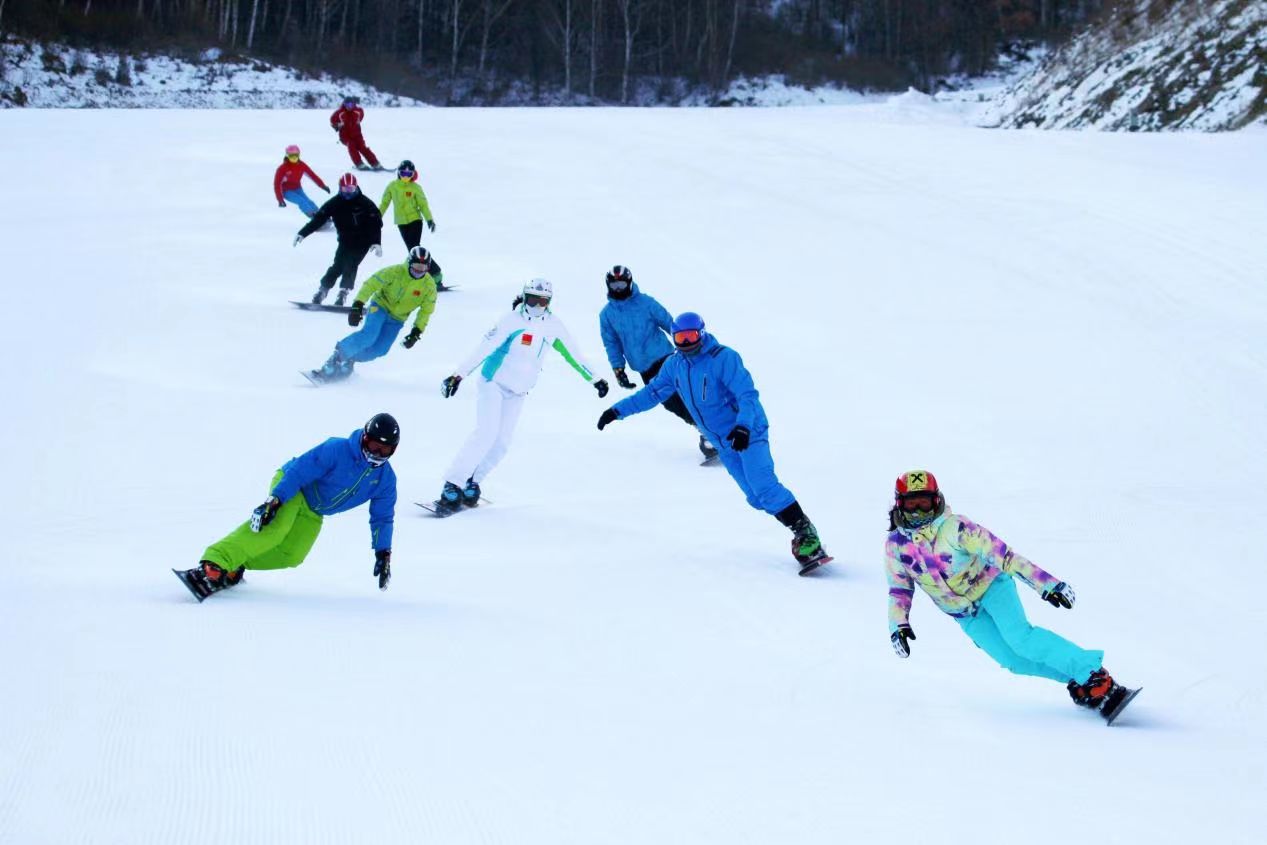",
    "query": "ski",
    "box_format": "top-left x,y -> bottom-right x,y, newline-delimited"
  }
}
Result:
172,567 -> 211,603
1101,687 -> 1142,726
